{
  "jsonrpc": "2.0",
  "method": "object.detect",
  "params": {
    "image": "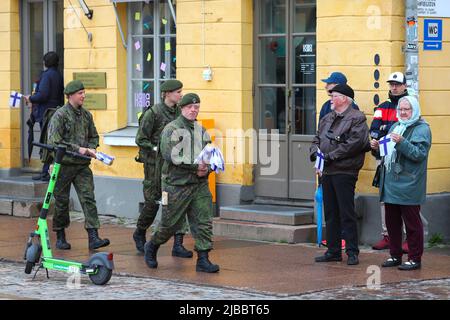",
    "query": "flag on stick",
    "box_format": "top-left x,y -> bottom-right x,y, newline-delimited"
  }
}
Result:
9,91 -> 23,108
379,134 -> 395,157
314,149 -> 325,173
